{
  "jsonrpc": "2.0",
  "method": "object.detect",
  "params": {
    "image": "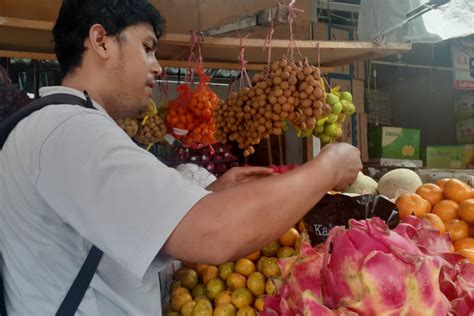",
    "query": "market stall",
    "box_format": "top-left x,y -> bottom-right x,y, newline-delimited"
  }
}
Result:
1,1 -> 473,316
